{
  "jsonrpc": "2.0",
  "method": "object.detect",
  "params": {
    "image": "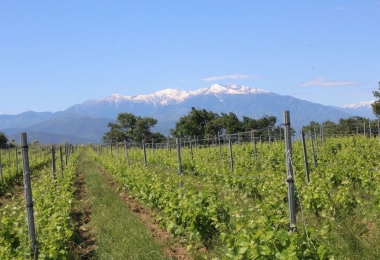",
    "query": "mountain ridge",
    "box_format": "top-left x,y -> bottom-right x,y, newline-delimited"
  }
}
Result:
0,83 -> 376,144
